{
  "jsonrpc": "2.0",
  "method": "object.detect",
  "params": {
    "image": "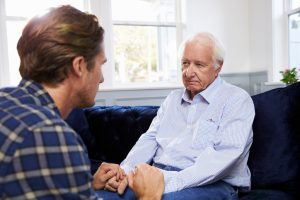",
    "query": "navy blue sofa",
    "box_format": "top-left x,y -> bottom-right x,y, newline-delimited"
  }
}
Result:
66,82 -> 300,199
